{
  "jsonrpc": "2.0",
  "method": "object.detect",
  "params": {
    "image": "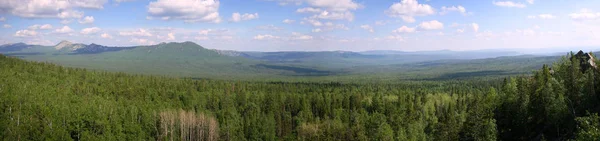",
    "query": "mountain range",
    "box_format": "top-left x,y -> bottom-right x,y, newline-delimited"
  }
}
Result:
0,41 -> 592,81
